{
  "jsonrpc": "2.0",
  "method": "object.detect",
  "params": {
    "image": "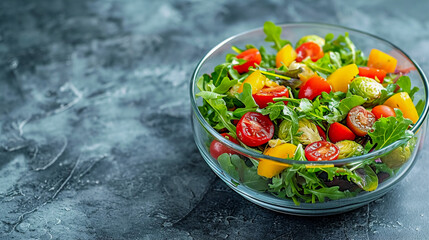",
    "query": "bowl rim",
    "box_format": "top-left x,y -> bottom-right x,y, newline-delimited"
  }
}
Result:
190,22 -> 429,165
